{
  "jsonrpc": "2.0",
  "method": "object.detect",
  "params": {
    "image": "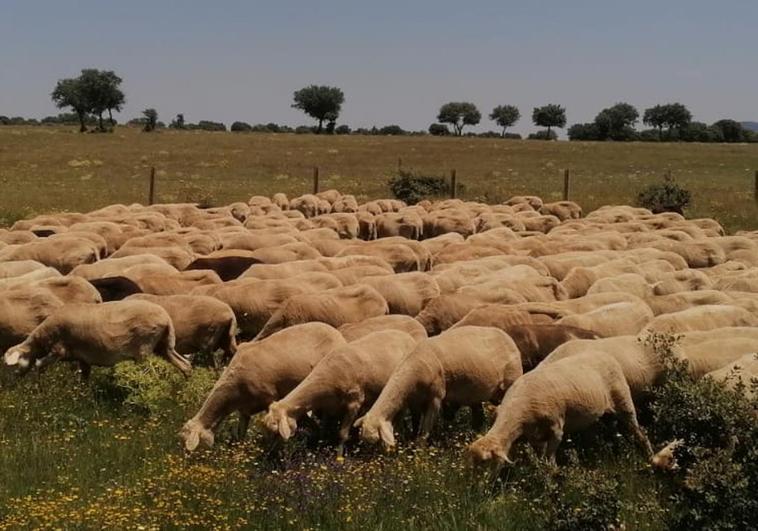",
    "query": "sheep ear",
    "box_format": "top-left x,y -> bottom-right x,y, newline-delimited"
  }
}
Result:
379,421 -> 396,447
185,431 -> 200,452
278,418 -> 292,440
353,416 -> 365,428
